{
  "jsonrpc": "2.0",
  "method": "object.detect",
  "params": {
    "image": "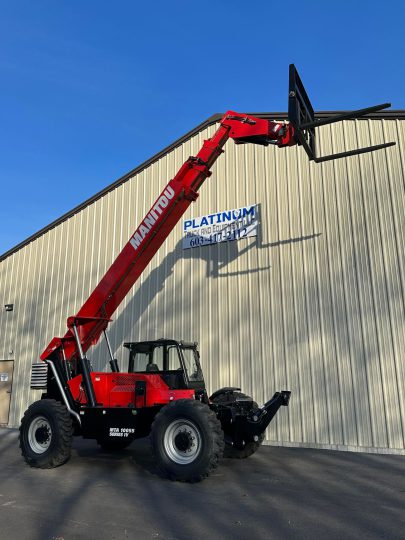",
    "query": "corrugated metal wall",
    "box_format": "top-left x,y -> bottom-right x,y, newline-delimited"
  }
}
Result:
1,117 -> 404,454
